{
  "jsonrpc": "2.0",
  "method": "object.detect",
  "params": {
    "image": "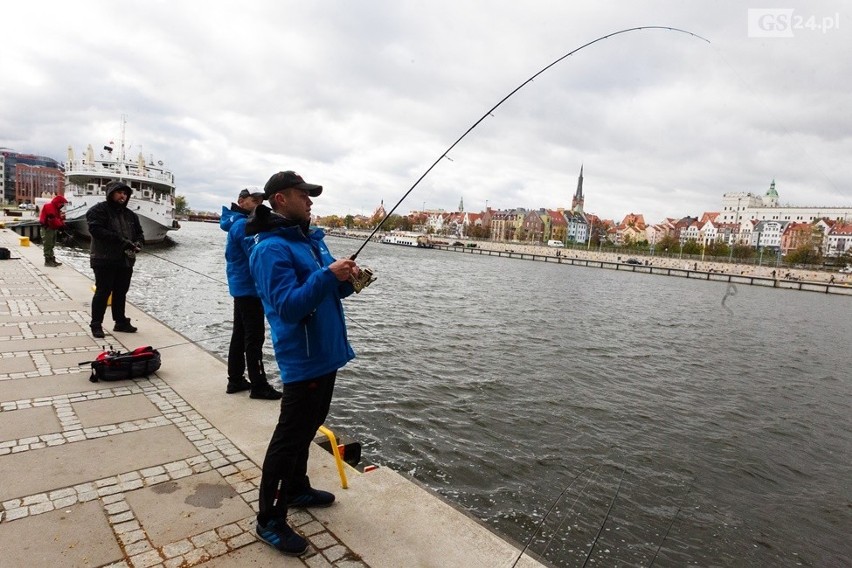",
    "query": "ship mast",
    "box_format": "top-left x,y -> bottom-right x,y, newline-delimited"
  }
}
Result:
120,114 -> 127,163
